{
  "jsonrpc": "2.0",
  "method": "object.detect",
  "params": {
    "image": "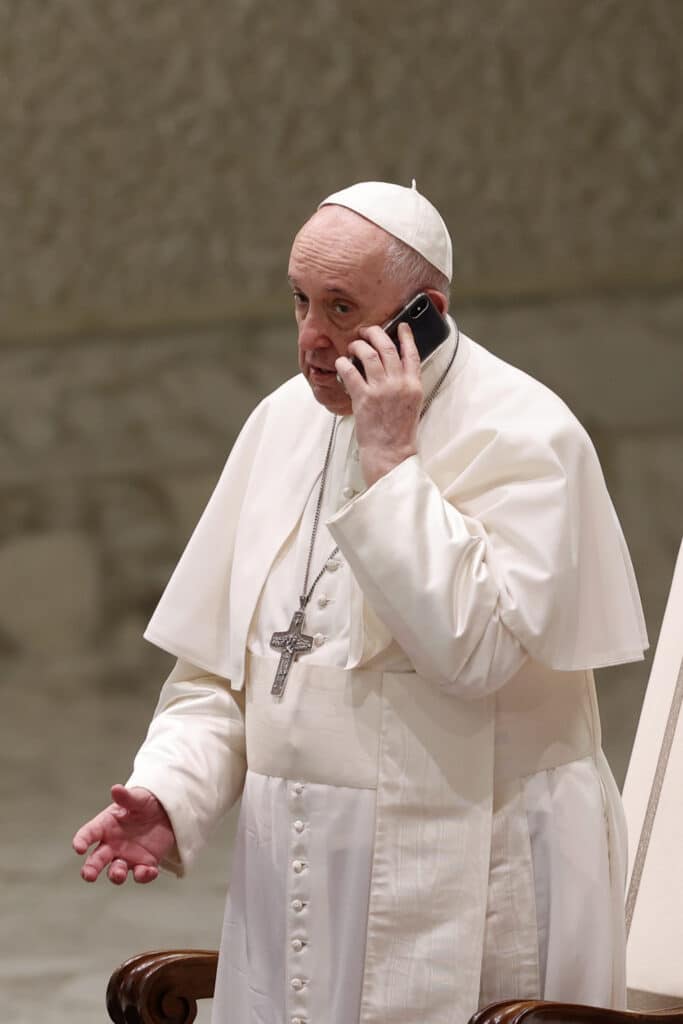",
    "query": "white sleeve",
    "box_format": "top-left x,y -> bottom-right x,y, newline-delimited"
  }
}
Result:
327,455 -> 528,698
127,658 -> 246,875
